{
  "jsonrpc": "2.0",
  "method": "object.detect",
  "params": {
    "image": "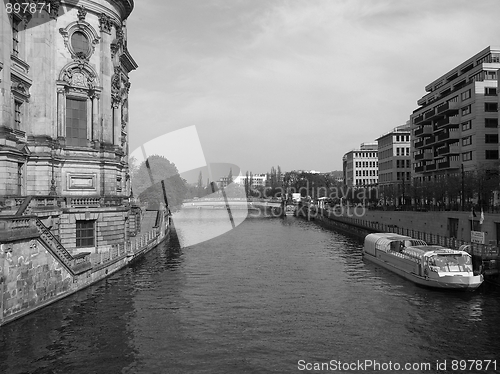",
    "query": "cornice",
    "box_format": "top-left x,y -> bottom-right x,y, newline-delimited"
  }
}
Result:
120,49 -> 138,73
